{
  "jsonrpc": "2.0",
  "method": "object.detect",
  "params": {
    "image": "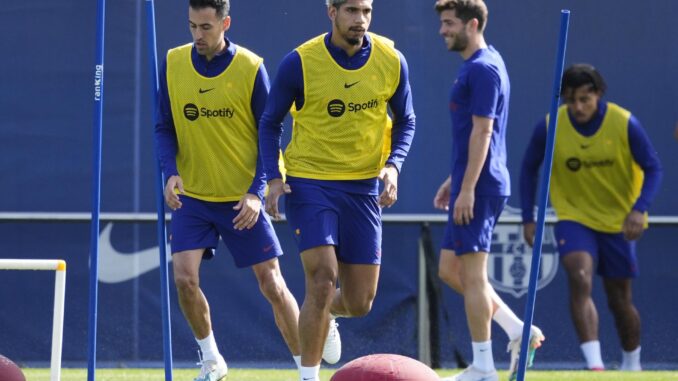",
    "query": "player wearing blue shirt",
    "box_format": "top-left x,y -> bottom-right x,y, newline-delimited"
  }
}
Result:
259,1 -> 415,380
154,1 -> 301,379
520,64 -> 663,371
434,2 -> 543,381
